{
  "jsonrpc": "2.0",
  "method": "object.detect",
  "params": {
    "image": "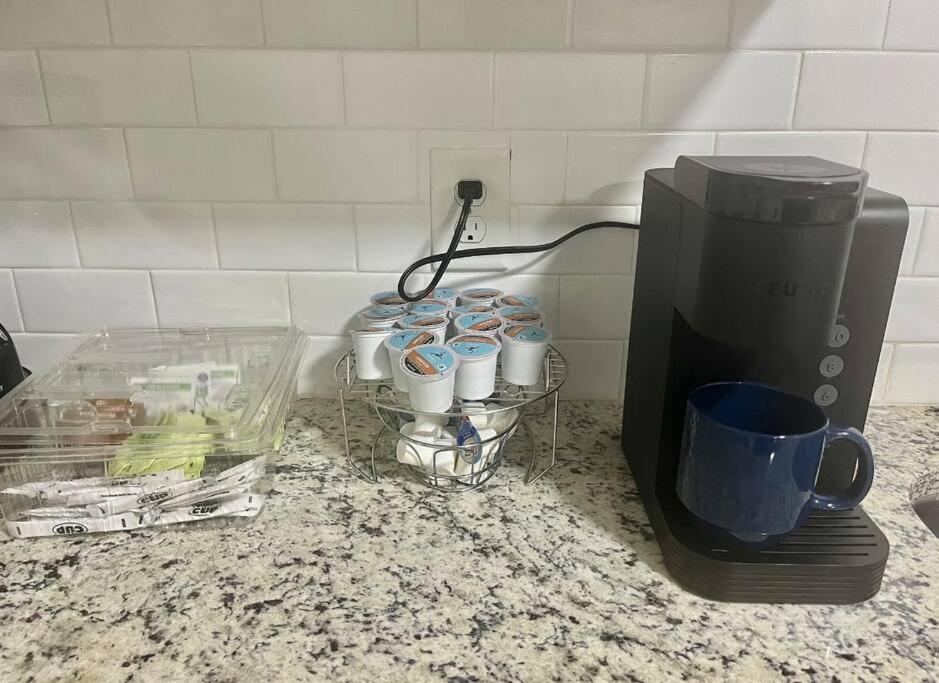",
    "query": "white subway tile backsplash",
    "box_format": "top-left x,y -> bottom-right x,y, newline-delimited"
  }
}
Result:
10,332 -> 82,374
0,128 -> 132,200
0,270 -> 23,331
514,205 -> 638,275
420,0 -> 568,49
417,130 -> 510,202
126,128 -> 275,201
871,344 -> 893,403
344,52 -> 491,129
152,271 -> 289,326
0,51 -> 47,124
0,0 -> 109,47
214,203 -> 355,270
297,335 -> 347,396
0,202 -> 78,267
914,209 -> 939,275
899,208 -> 927,275
192,50 -> 343,127
715,132 -> 867,168
41,49 -> 197,126
109,0 -> 264,46
274,130 -> 418,202
574,0 -> 730,50
289,272 -> 398,335
559,275 -> 632,340
263,0 -> 417,48
72,201 -> 217,268
885,344 -> 939,403
795,53 -> 939,130
731,0 -> 889,49
884,0 -> 939,50
865,133 -> 939,206
510,133 -> 567,205
15,269 -> 156,332
565,133 -> 715,204
495,53 -> 645,130
885,278 -> 939,342
644,53 -> 801,130
551,340 -> 624,399
354,204 -> 431,273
